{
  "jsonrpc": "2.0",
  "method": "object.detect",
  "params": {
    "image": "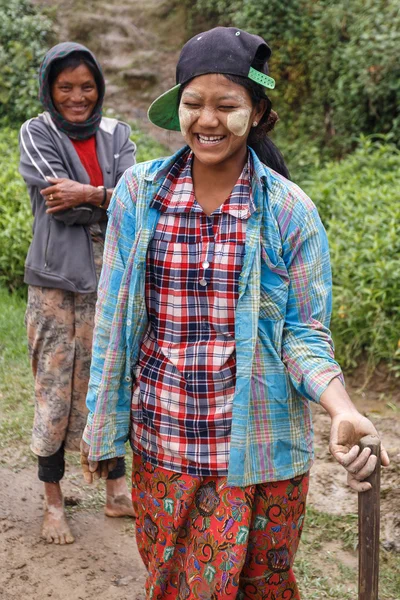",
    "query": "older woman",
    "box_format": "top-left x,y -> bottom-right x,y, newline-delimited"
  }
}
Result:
19,42 -> 136,545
